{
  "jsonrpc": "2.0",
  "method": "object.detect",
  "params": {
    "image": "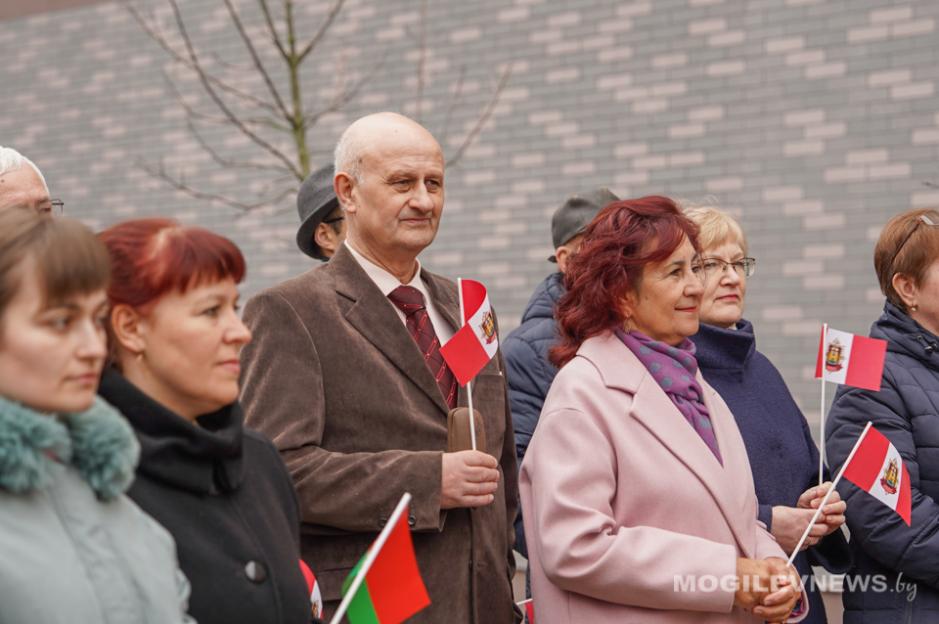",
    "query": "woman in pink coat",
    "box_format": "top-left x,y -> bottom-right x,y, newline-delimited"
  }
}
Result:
519,196 -> 804,624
